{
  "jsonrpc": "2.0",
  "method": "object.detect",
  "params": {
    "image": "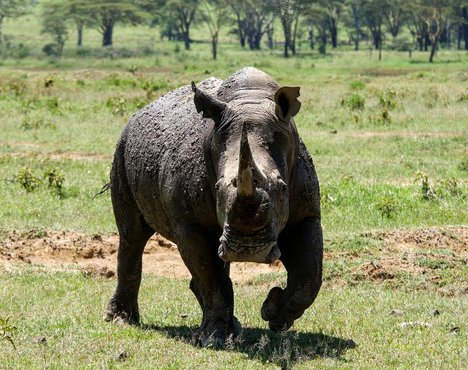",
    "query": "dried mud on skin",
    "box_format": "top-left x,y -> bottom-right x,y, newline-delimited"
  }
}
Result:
0,227 -> 466,289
